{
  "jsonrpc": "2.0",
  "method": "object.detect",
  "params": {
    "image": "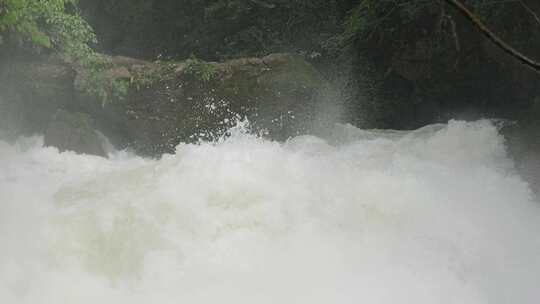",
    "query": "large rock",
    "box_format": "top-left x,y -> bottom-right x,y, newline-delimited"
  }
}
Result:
0,59 -> 76,135
1,53 -> 336,156
83,53 -> 336,155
